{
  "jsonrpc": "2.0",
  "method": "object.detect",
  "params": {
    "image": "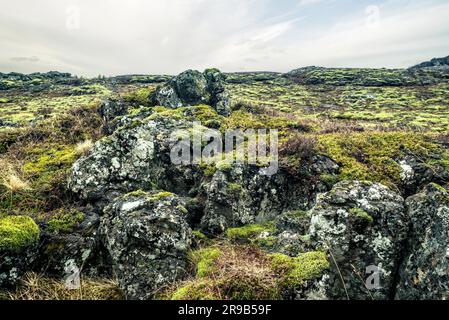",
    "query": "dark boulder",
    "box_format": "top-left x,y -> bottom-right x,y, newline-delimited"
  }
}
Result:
396,183 -> 449,300
100,191 -> 192,300
152,69 -> 231,116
